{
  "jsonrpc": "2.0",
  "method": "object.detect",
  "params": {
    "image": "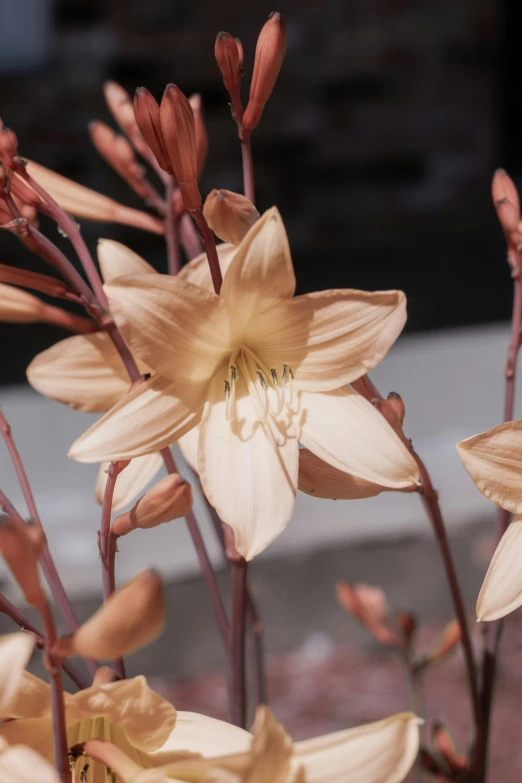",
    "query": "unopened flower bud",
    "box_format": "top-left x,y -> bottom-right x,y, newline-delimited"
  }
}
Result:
9,174 -> 41,208
160,84 -> 201,211
133,87 -> 172,175
386,392 -> 406,427
215,32 -> 242,96
189,94 -> 208,177
417,619 -> 461,669
104,81 -> 150,159
89,122 -> 120,168
0,282 -> 47,323
111,474 -> 193,537
53,570 -> 165,659
203,189 -> 259,245
336,581 -> 398,646
235,38 -> 244,67
492,168 -> 520,238
0,126 -> 18,163
242,12 -> 286,132
0,516 -> 45,608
